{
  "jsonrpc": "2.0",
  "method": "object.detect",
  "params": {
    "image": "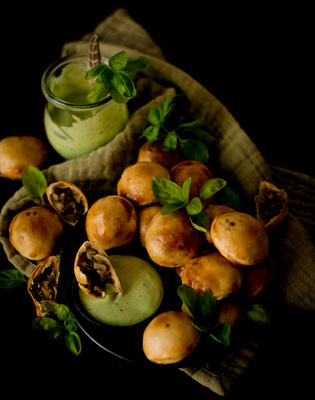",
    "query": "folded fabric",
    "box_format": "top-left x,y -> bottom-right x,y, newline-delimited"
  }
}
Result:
1,8 -> 314,396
